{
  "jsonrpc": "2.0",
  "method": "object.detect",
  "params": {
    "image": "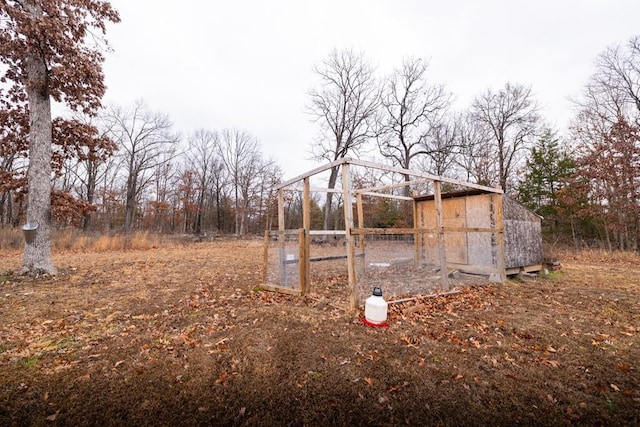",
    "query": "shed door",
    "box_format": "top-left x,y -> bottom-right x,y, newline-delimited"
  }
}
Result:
417,198 -> 468,265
